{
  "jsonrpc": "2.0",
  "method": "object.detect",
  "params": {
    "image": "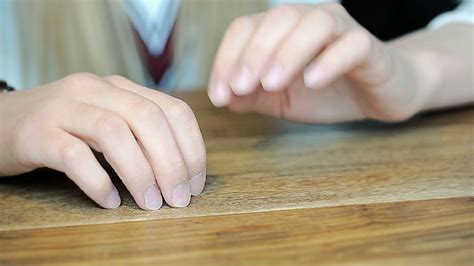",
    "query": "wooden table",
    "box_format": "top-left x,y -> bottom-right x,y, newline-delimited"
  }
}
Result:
1,91 -> 473,265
